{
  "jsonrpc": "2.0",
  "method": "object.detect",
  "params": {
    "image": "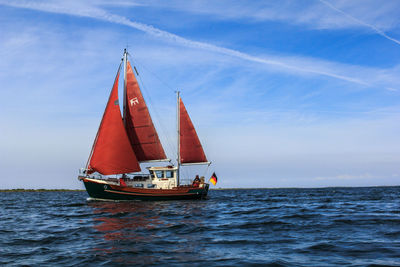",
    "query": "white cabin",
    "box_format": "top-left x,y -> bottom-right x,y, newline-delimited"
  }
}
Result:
147,166 -> 178,189
105,166 -> 178,189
